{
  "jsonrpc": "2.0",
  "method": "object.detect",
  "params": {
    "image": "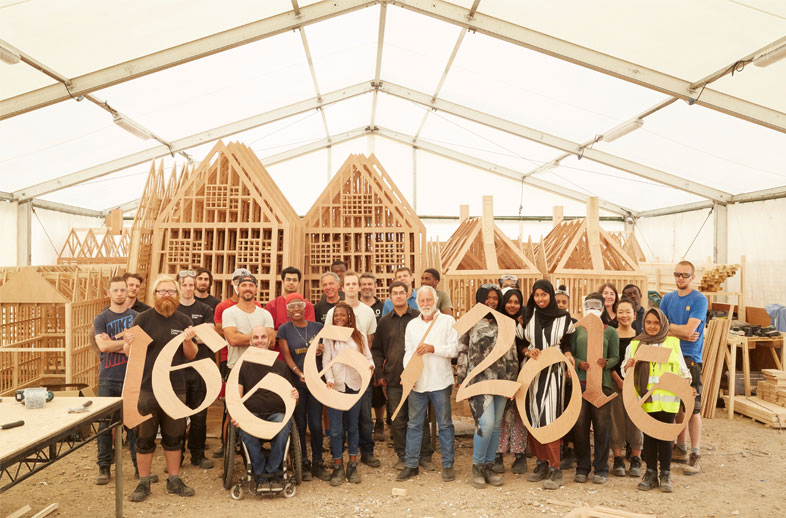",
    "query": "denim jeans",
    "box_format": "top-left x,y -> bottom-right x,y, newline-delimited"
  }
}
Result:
294,381 -> 324,465
237,412 -> 290,480
386,385 -> 433,460
574,386 -> 613,476
358,384 -> 375,456
472,395 -> 507,465
405,386 -> 454,468
328,387 -> 361,460
97,379 -> 136,468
